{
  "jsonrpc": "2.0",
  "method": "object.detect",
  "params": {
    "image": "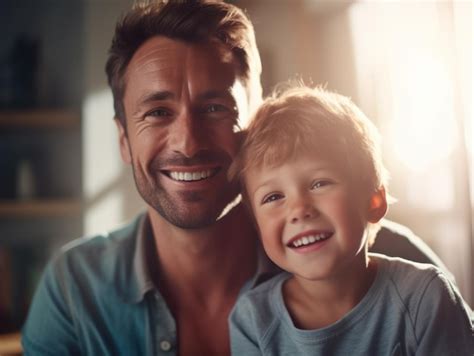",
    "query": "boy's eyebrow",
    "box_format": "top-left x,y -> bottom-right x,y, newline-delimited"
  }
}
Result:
249,165 -> 337,196
249,178 -> 276,198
